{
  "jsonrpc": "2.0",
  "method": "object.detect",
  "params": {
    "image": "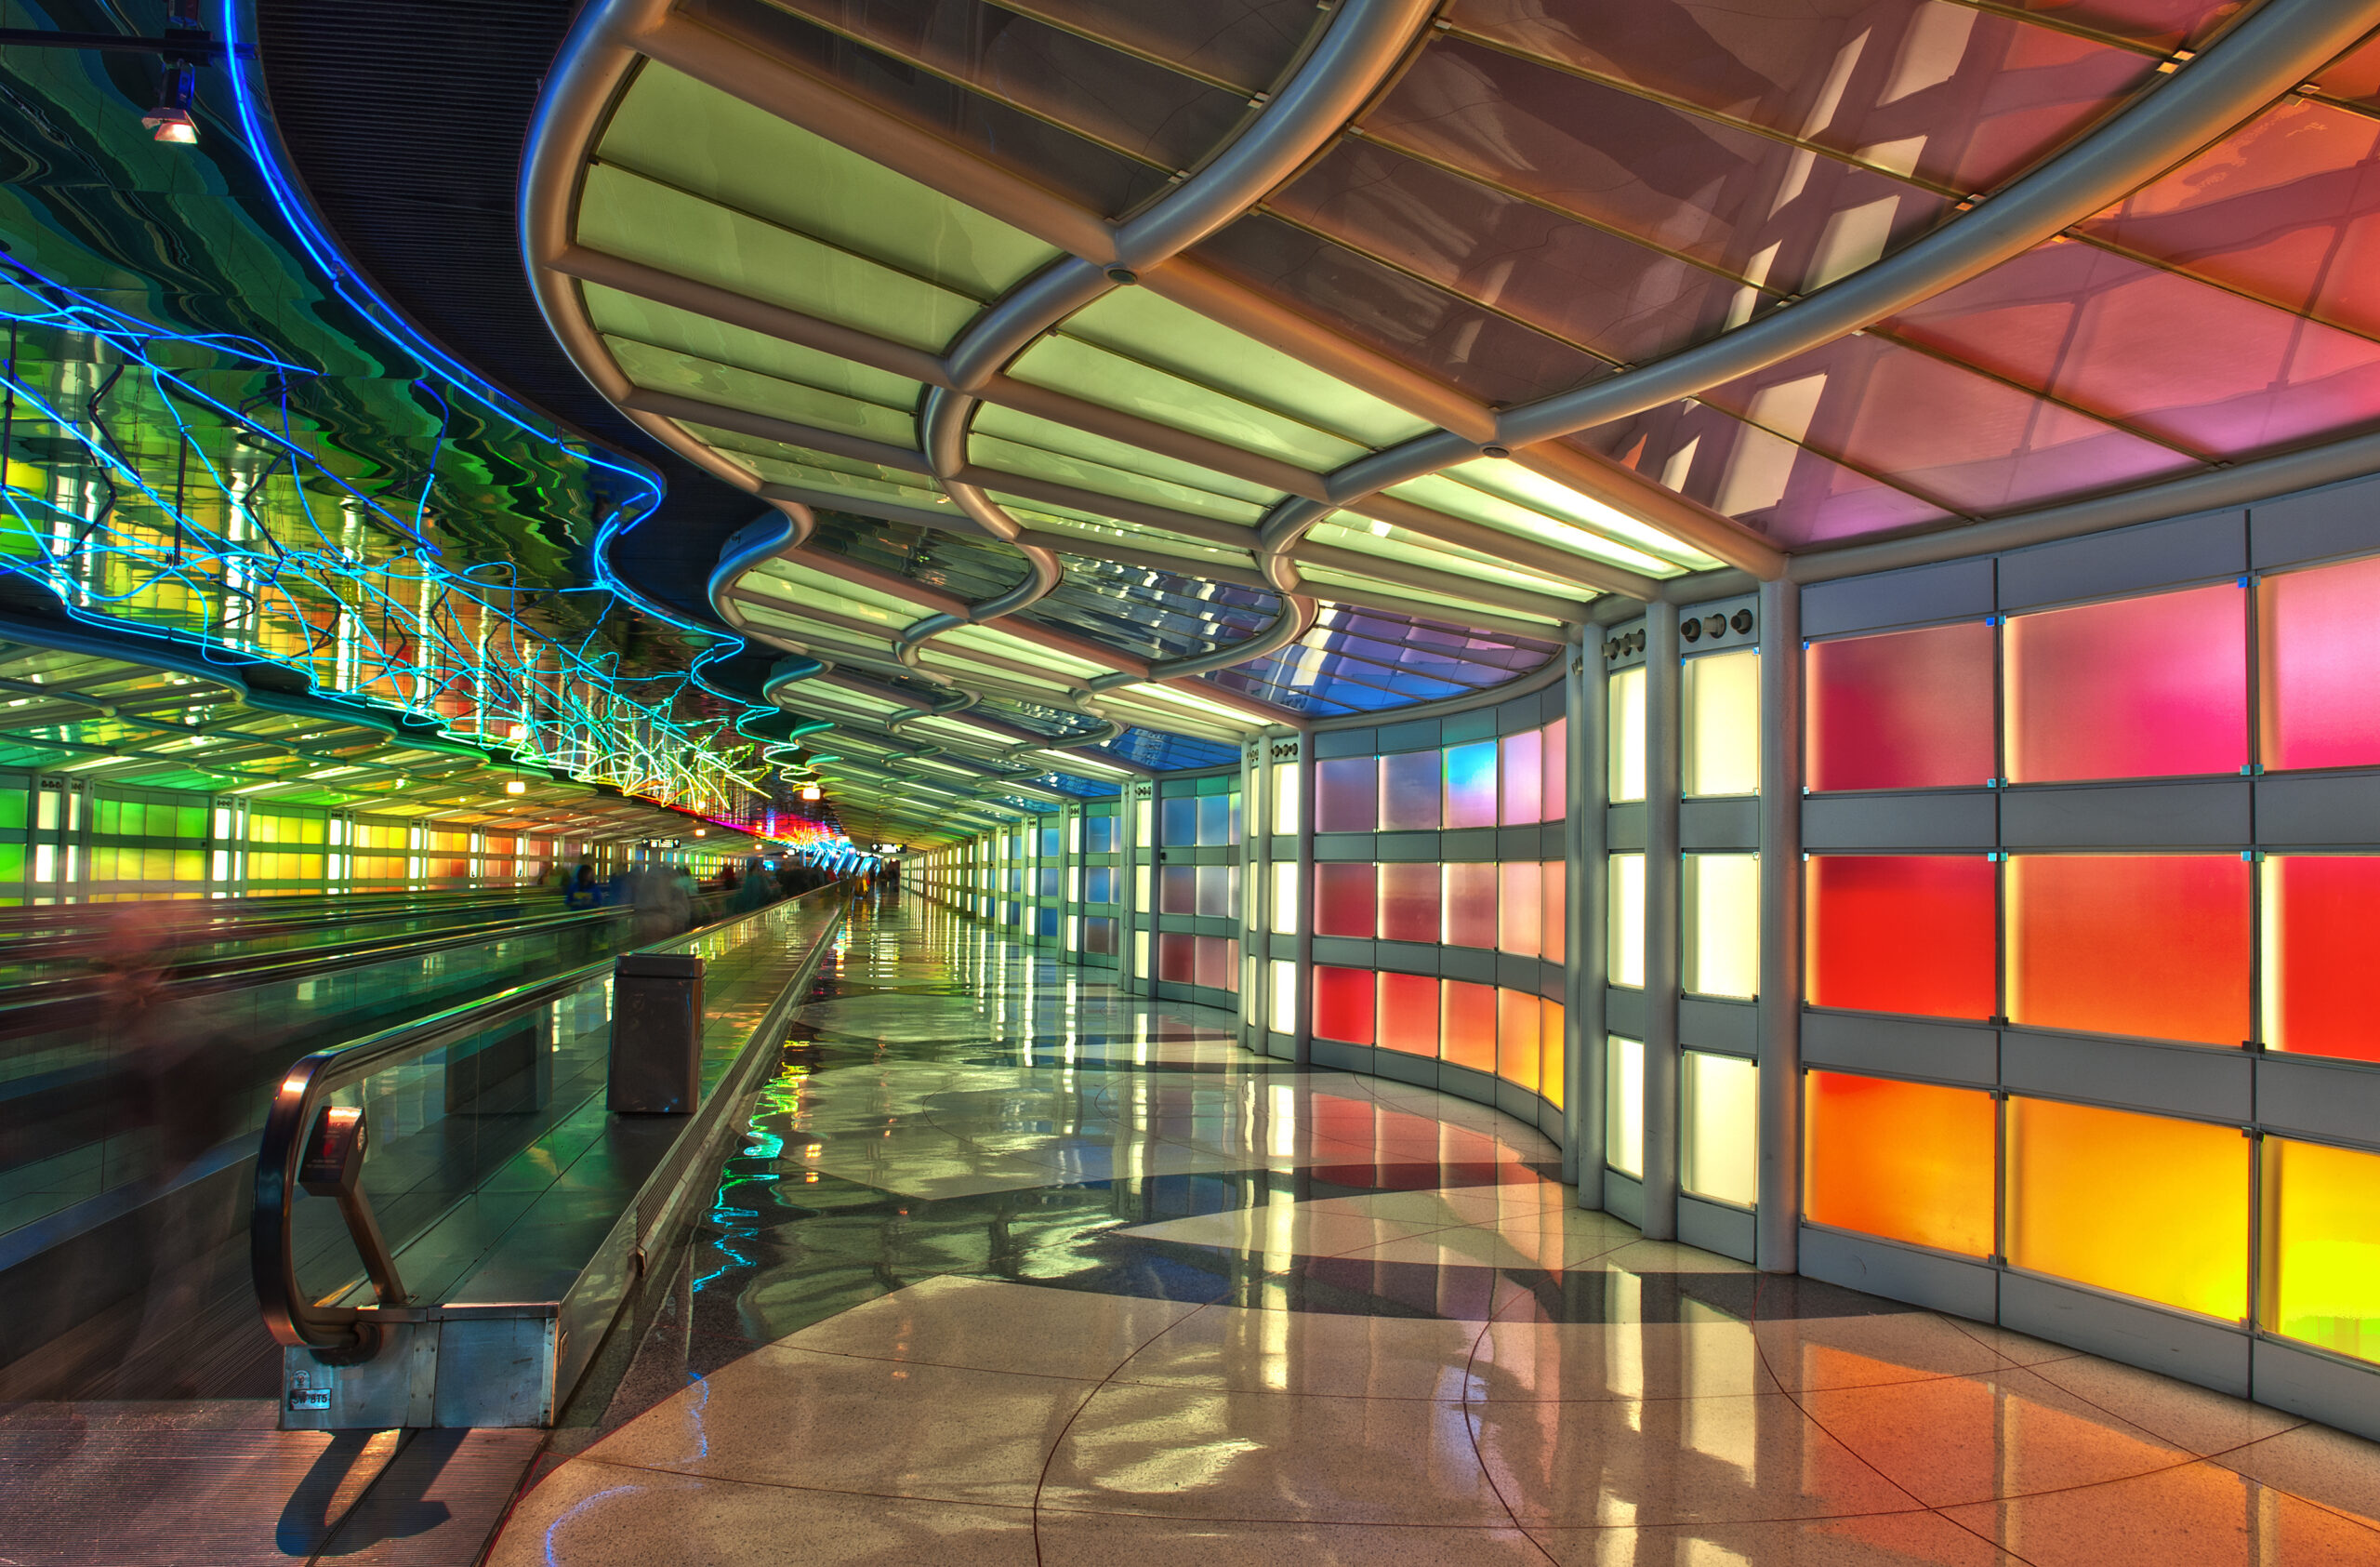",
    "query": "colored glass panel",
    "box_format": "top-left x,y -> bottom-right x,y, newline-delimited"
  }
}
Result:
1160,797 -> 1198,845
1445,740 -> 1500,829
1316,757 -> 1378,832
1157,932 -> 1196,983
1499,861 -> 1543,958
1540,1002 -> 1566,1112
1684,854 -> 1760,1000
2006,1097 -> 2250,1320
1606,1035 -> 1645,1178
1442,980 -> 1498,1072
1542,717 -> 1567,818
1380,750 -> 1441,830
1270,961 -> 1296,1034
1083,917 -> 1117,955
2005,584 -> 2248,782
1498,989 -> 1542,1095
1378,860 -> 1441,944
1683,649 -> 1761,797
1272,762 -> 1299,837
1806,622 -> 1996,791
1314,964 -> 1376,1044
1194,936 -> 1236,990
1805,1072 -> 1996,1256
1195,865 -> 1236,919
1084,816 -> 1117,854
2260,555 -> 2380,772
2265,1137 -> 2380,1365
1197,794 -> 1237,846
2007,855 -> 2250,1045
1608,853 -> 1646,987
1608,667 -> 1646,803
1682,1052 -> 1757,1209
1540,859 -> 1567,966
1271,862 -> 1299,936
1808,855 -> 1997,1020
1314,861 -> 1378,938
1501,730 -> 1543,824
1444,862 -> 1499,948
2263,855 -> 2380,1063
1159,866 -> 1197,915
1378,972 -> 1441,1057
